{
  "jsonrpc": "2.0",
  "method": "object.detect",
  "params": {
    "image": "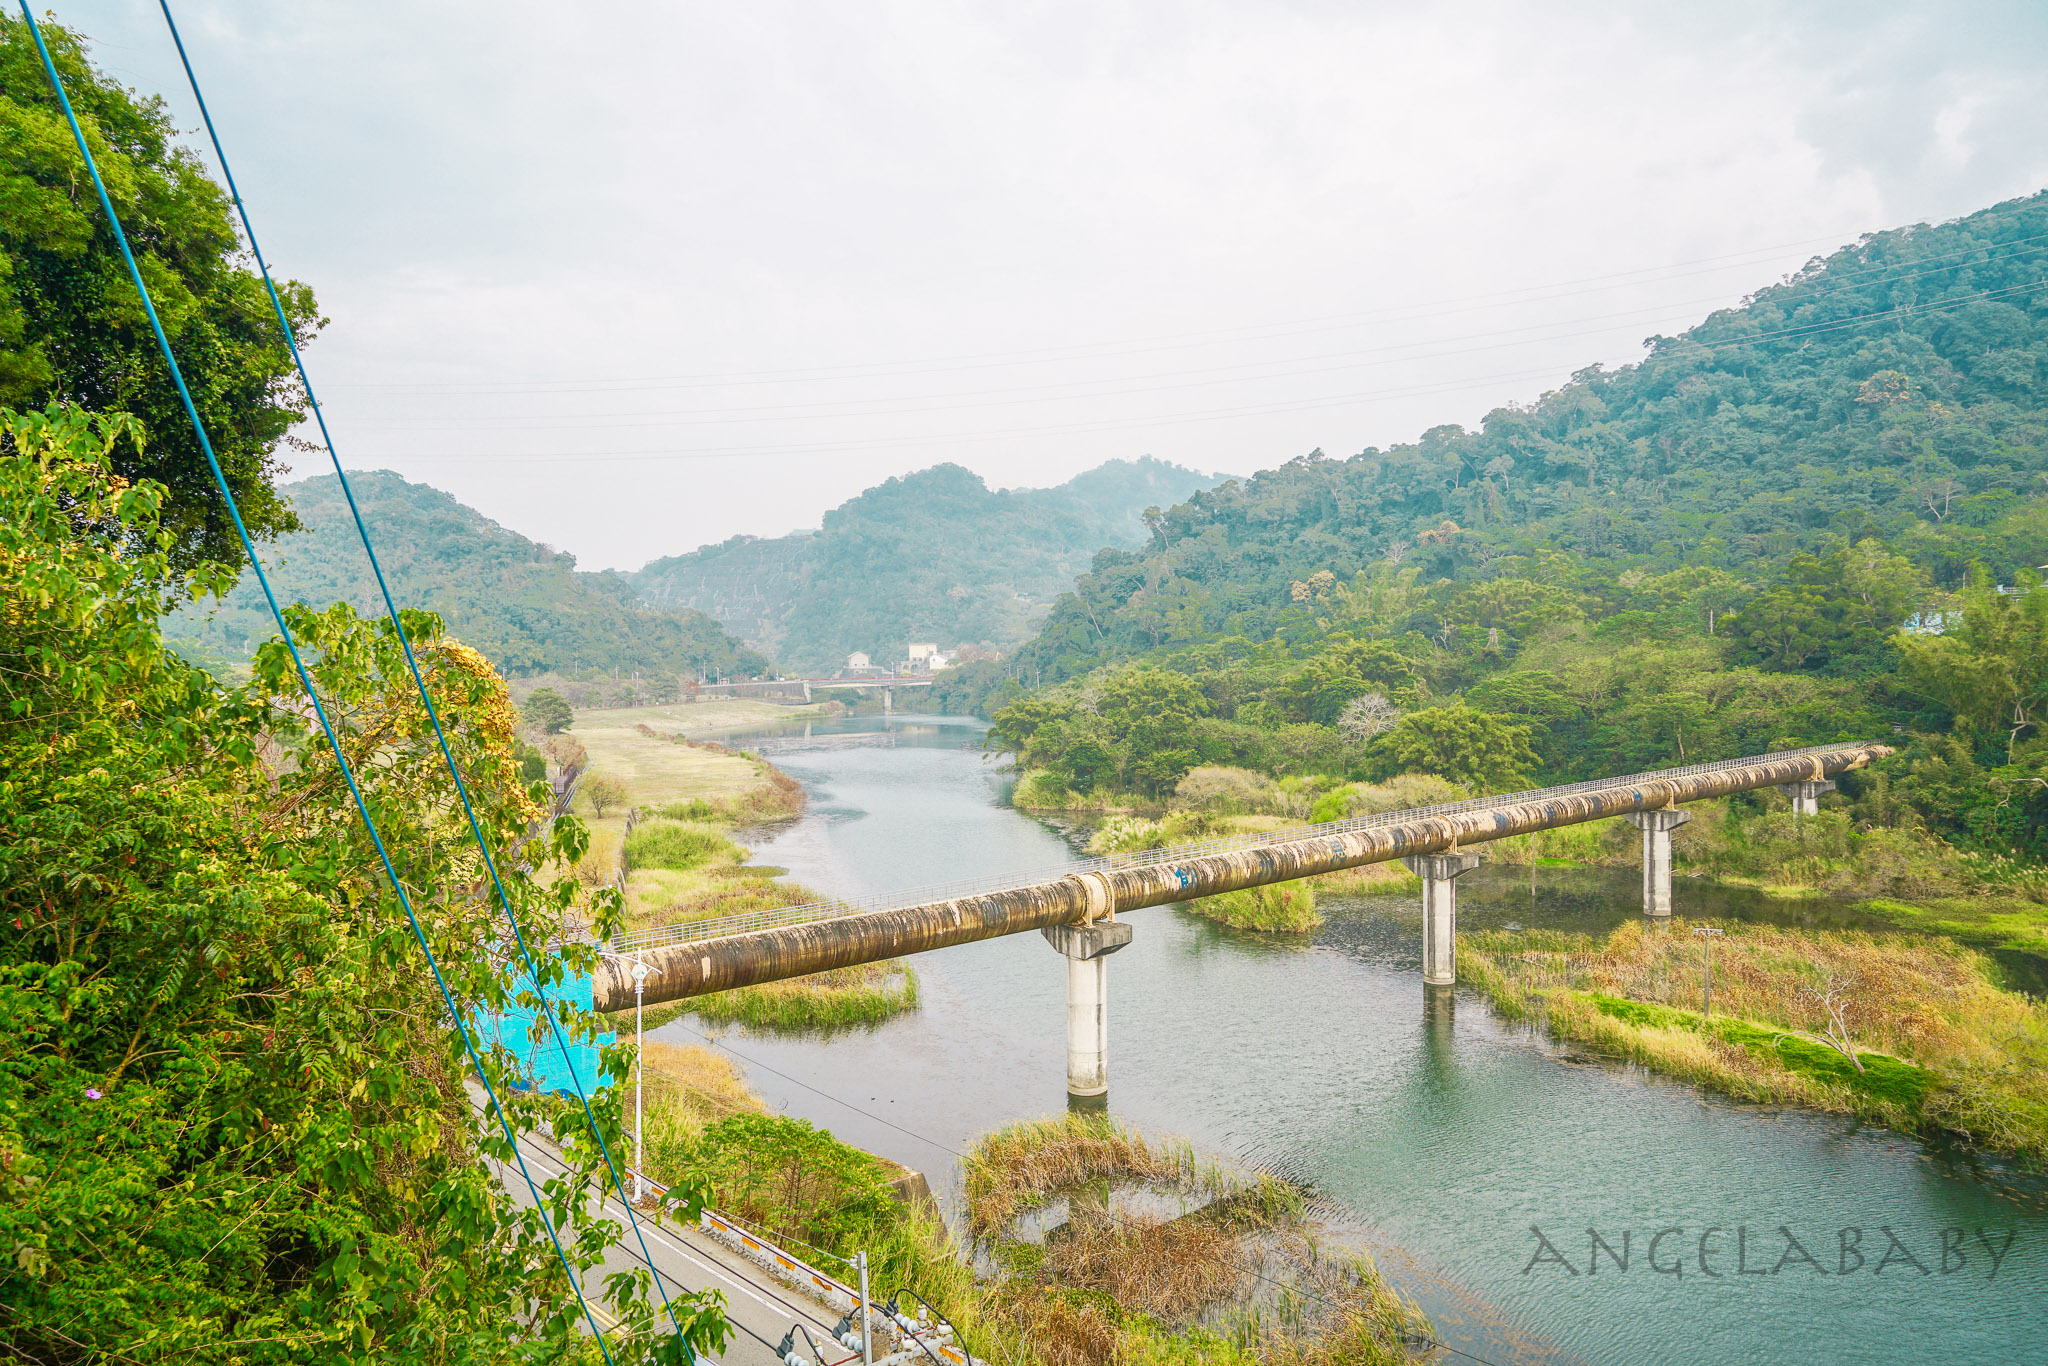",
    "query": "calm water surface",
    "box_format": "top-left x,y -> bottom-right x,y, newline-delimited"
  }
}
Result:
650,712 -> 2048,1366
